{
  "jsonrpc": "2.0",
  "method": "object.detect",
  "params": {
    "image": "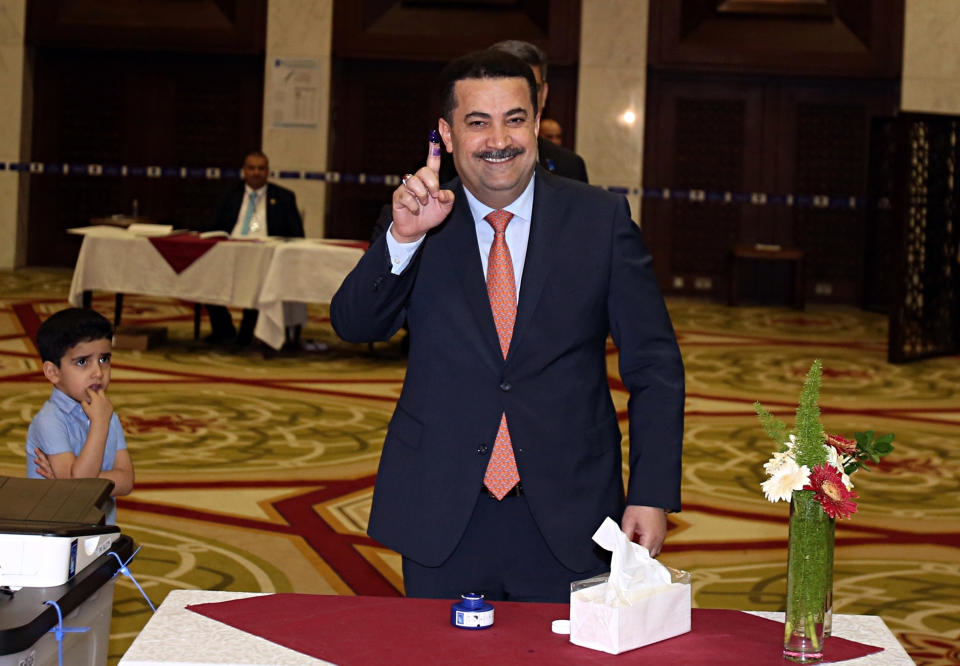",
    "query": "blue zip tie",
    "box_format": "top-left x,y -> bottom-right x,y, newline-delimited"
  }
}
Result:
108,547 -> 157,612
44,599 -> 91,666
